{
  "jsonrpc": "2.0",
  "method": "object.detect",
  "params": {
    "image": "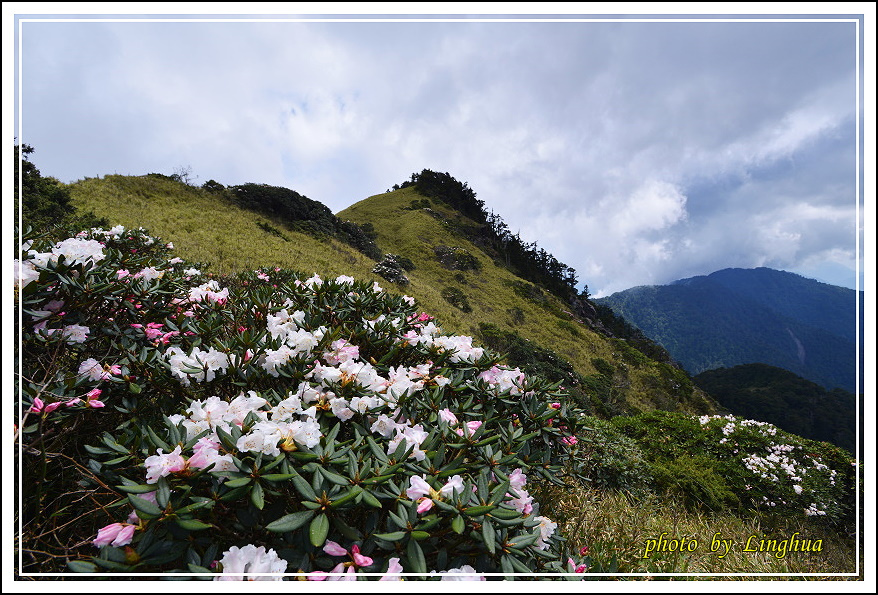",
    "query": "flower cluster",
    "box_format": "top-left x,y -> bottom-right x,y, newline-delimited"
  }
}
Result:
16,226 -> 585,579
